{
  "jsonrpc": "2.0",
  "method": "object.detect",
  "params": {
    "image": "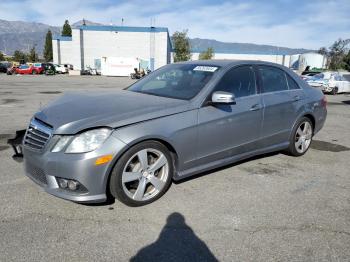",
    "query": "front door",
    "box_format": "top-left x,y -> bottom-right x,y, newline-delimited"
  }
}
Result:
196,65 -> 263,166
